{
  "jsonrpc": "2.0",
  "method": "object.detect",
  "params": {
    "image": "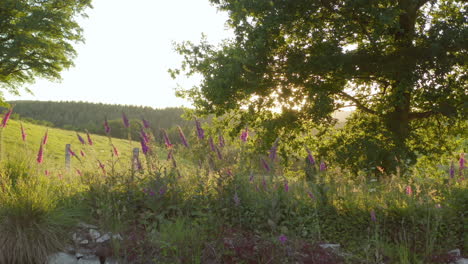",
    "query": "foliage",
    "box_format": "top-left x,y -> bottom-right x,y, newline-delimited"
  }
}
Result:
171,0 -> 467,171
0,0 -> 92,100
